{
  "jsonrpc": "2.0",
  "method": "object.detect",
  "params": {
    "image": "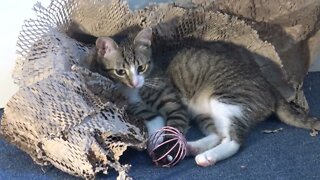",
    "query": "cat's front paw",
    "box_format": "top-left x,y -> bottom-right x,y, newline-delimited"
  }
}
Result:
147,126 -> 187,167
195,153 -> 217,167
147,132 -> 164,149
